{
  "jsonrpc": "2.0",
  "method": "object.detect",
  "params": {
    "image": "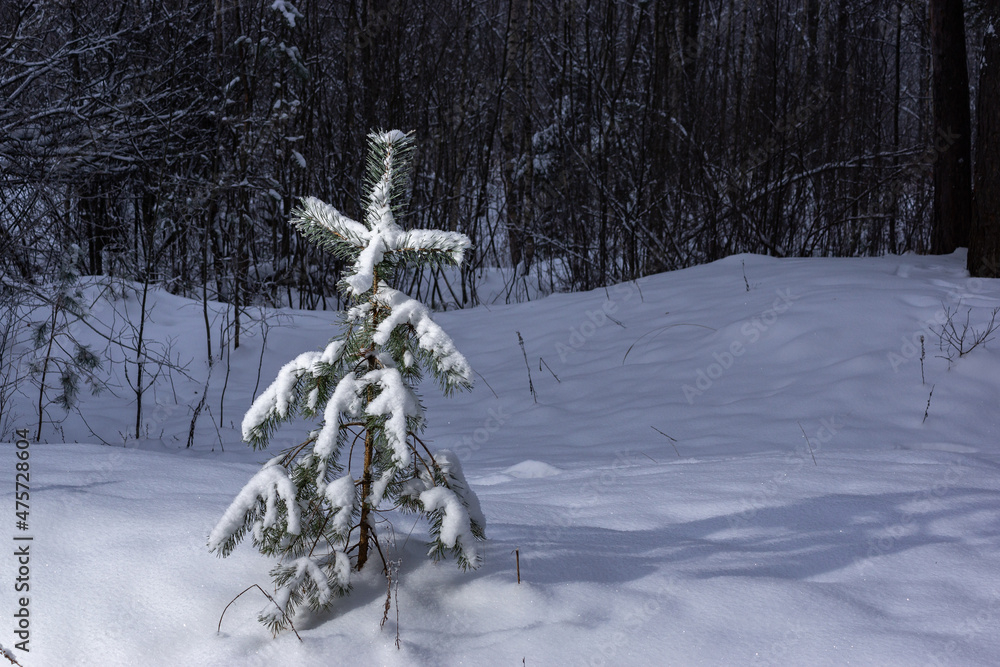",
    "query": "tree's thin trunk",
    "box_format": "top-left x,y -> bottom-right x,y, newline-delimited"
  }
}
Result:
357,273 -> 381,571
134,277 -> 150,440
35,300 -> 61,441
356,426 -> 374,571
